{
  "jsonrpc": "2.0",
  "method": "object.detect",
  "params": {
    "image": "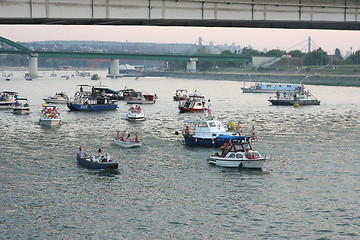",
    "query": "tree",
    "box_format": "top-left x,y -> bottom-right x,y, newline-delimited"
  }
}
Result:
345,50 -> 360,65
288,50 -> 304,58
264,49 -> 285,57
335,48 -> 342,58
303,48 -> 329,66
